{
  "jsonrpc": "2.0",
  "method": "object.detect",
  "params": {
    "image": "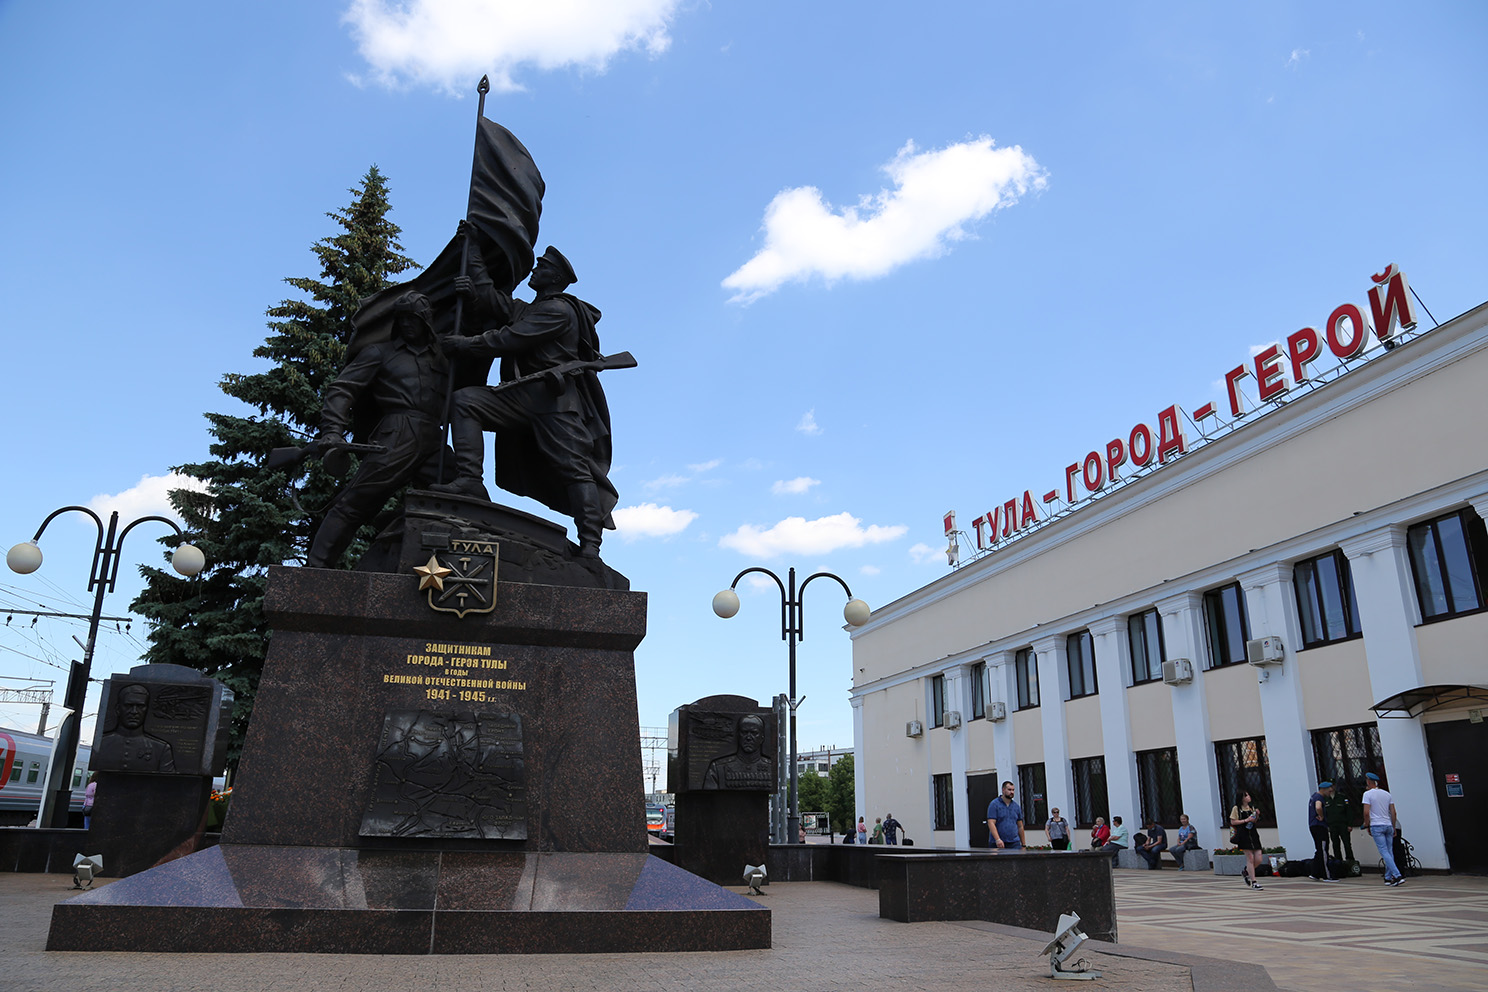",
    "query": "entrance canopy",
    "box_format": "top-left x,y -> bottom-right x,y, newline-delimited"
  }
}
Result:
1370,684 -> 1488,719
